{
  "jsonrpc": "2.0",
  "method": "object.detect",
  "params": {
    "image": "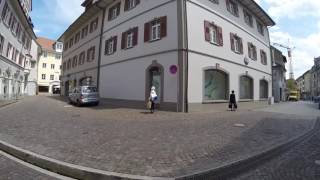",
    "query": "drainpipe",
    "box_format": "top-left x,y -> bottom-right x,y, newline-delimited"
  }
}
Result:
96,4 -> 106,90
